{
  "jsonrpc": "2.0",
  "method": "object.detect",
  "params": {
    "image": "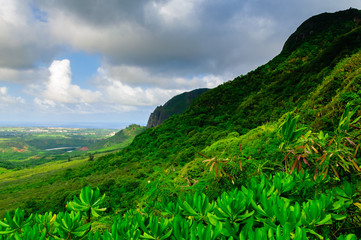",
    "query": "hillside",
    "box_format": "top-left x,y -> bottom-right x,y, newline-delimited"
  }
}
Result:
146,88 -> 209,128
89,8 -> 361,214
88,124 -> 145,151
1,9 -> 361,239
106,8 -> 361,166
